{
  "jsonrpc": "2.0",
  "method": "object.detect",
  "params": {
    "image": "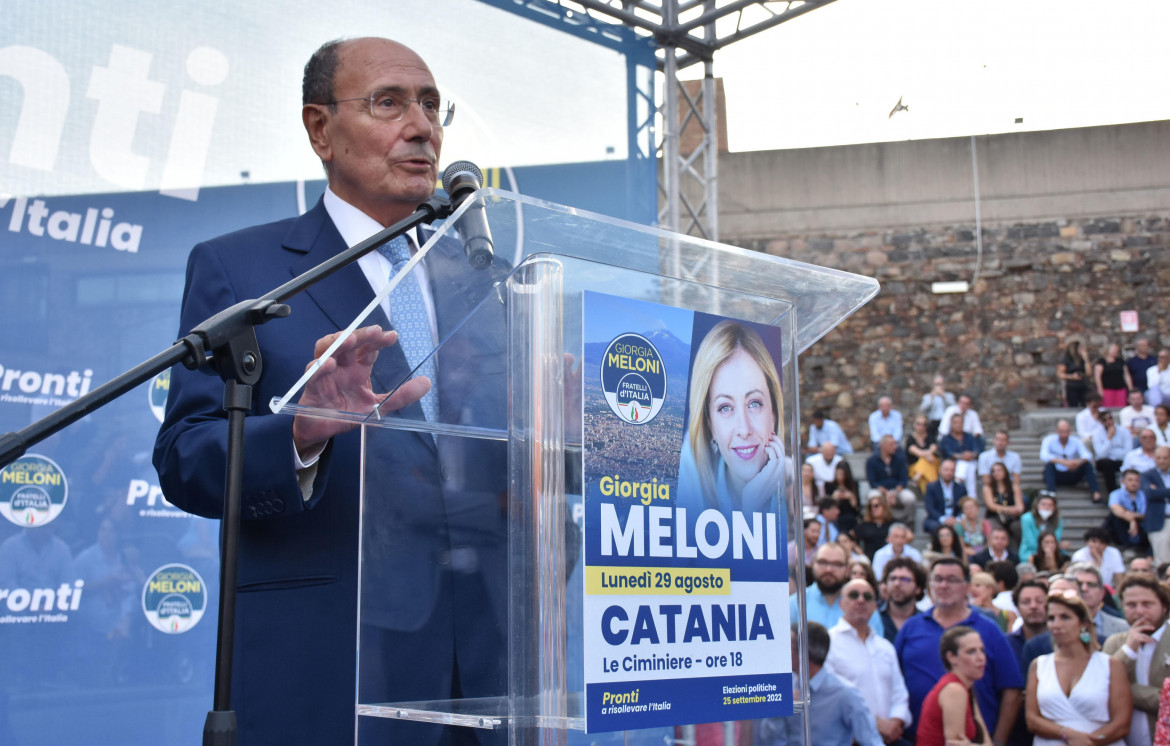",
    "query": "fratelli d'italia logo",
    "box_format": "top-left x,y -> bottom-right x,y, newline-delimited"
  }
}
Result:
148,368 -> 170,423
600,333 -> 667,425
0,454 -> 68,527
142,564 -> 207,634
